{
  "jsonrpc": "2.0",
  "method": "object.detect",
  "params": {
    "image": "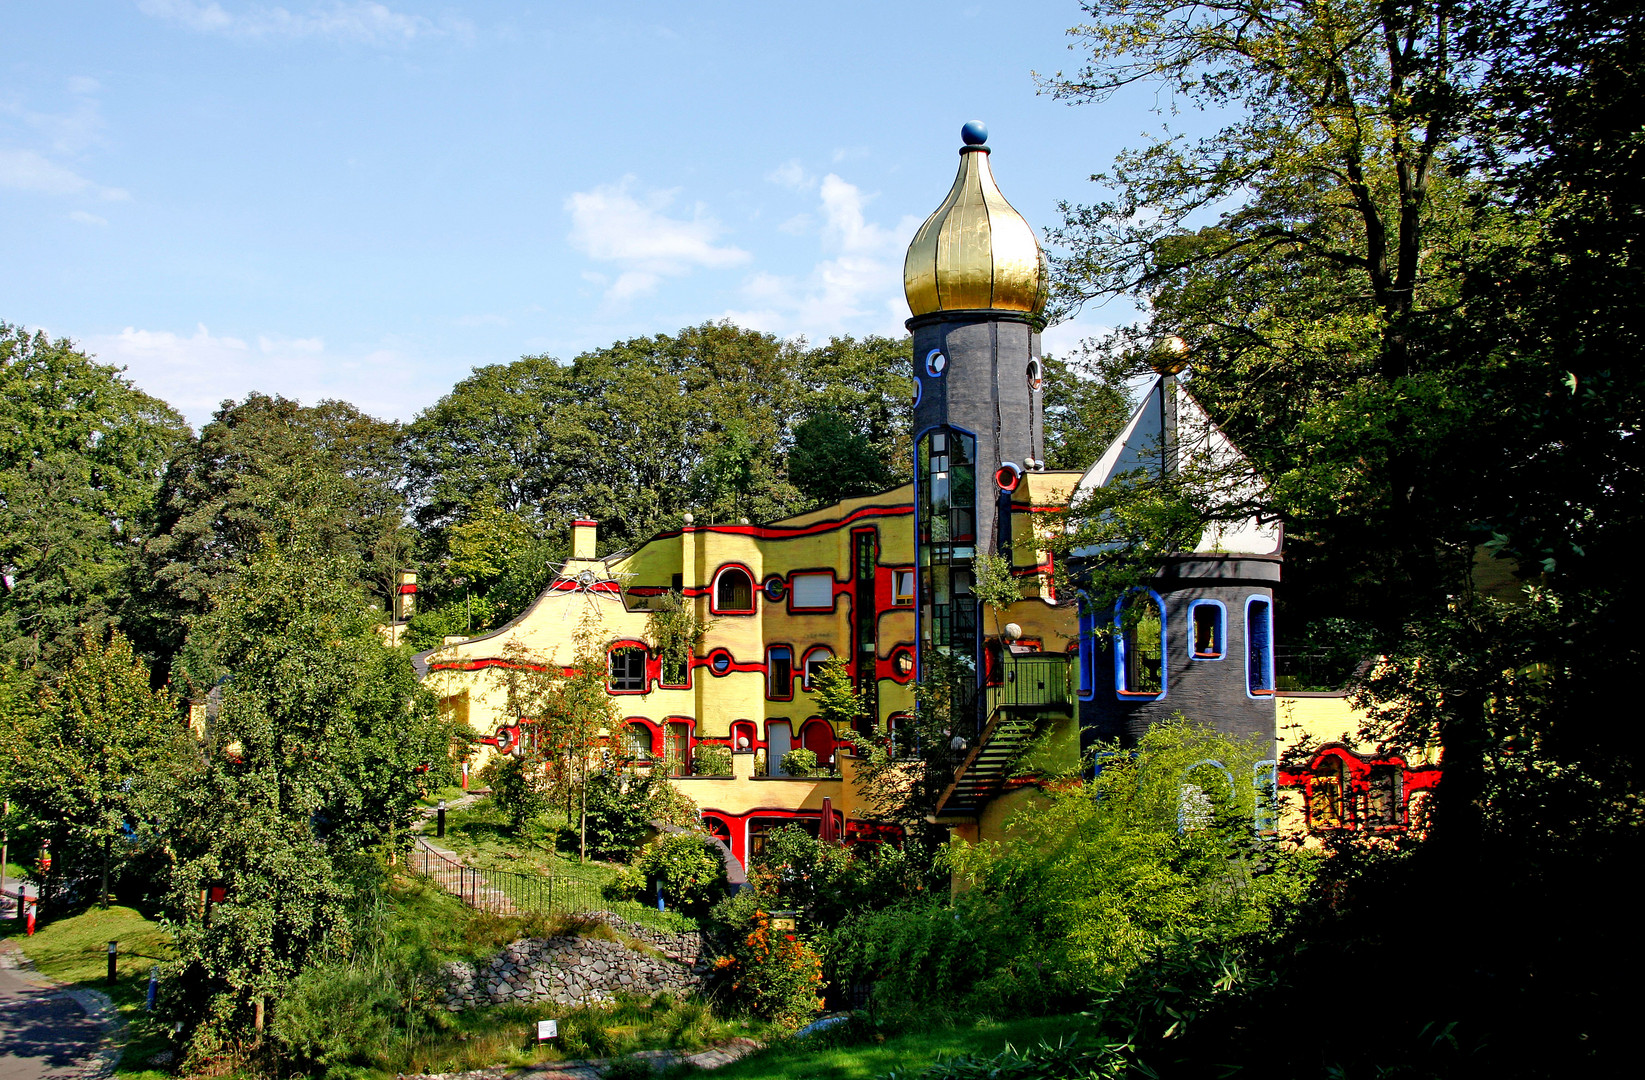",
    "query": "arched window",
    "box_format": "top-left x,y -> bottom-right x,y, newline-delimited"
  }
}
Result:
1189,600 -> 1226,659
1246,597 -> 1274,696
714,566 -> 754,614
1115,590 -> 1167,698
623,722 -> 654,761
1310,756 -> 1347,829
1367,764 -> 1402,827
608,645 -> 648,692
801,646 -> 834,691
800,719 -> 836,767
